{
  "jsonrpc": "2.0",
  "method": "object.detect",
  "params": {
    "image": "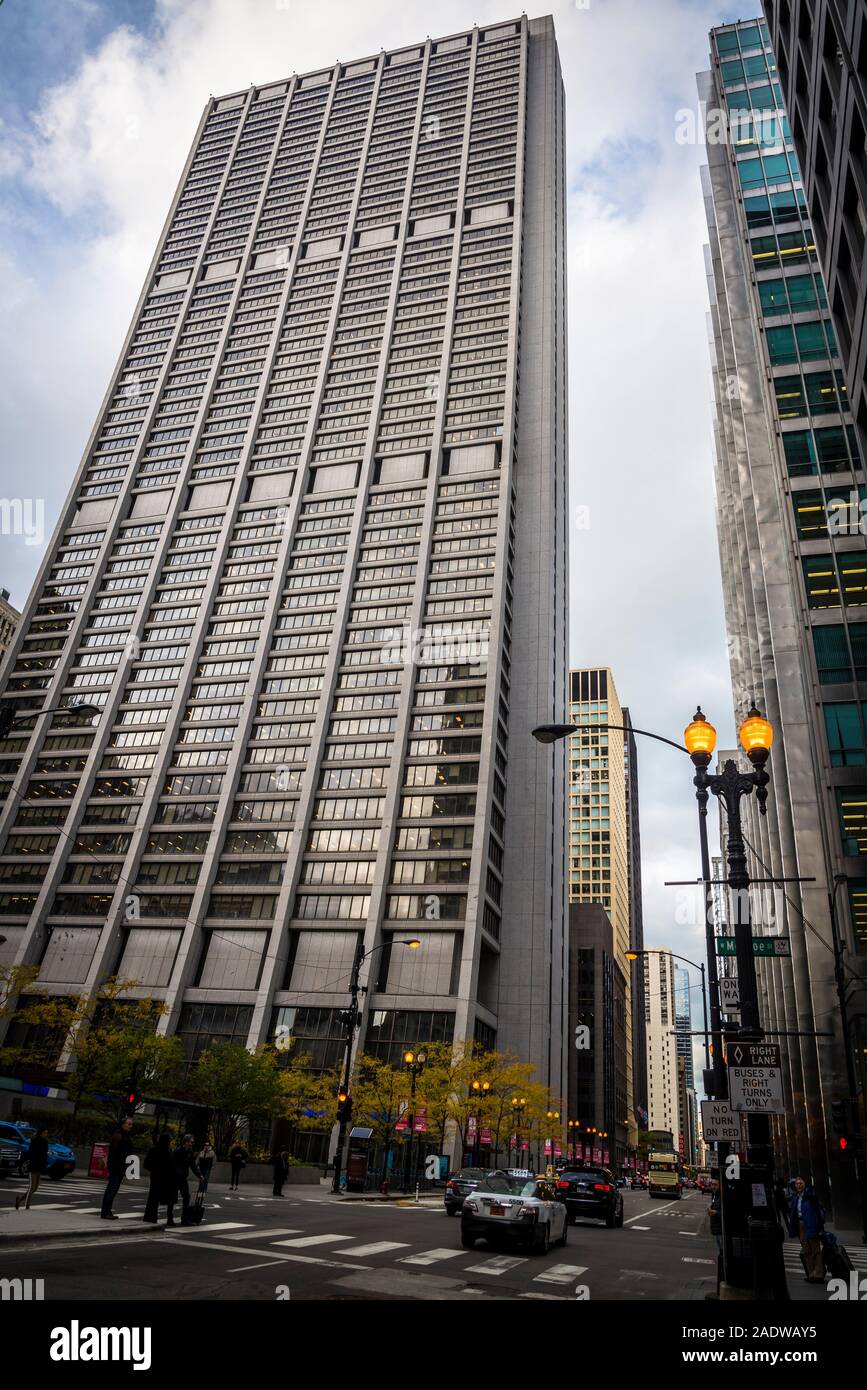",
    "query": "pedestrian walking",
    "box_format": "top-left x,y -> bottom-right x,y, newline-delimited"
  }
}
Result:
197,1141 -> 216,1195
168,1134 -> 201,1226
787,1175 -> 826,1283
100,1116 -> 134,1220
228,1141 -> 247,1191
142,1132 -> 175,1224
272,1148 -> 289,1197
708,1178 -> 722,1253
14,1124 -> 50,1211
